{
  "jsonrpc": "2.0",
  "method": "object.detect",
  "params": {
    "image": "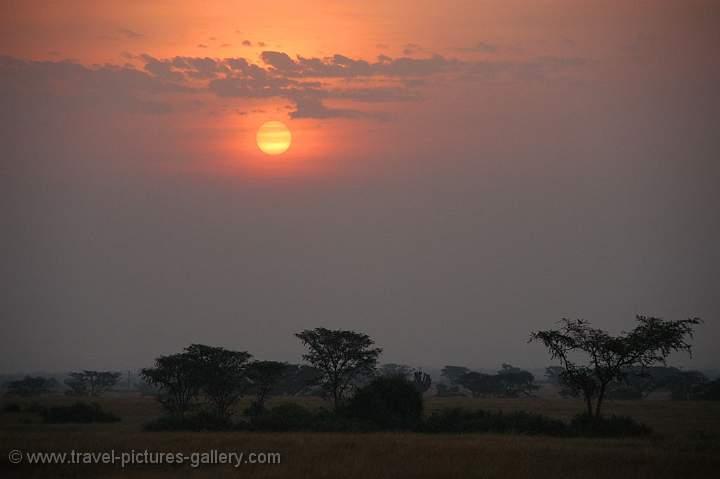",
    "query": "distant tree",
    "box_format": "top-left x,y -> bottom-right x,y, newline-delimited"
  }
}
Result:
379,363 -> 414,379
295,328 -> 382,410
604,366 -> 662,400
141,351 -> 203,418
246,360 -> 288,416
441,366 -> 470,386
530,316 -> 700,418
547,365 -> 581,398
64,373 -> 88,396
545,366 -> 563,385
496,364 -> 539,397
435,383 -> 464,397
64,371 -> 121,396
457,372 -> 498,397
499,363 -> 522,374
664,370 -> 708,400
413,370 -> 432,394
5,376 -> 51,396
455,365 -> 537,398
699,378 -> 720,401
184,344 -> 252,419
